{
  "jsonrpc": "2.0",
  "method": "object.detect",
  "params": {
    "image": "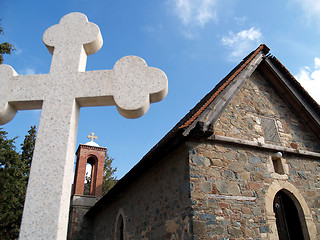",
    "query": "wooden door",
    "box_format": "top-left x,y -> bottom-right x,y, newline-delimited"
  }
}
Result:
273,191 -> 305,240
